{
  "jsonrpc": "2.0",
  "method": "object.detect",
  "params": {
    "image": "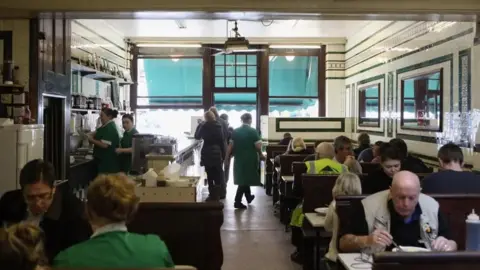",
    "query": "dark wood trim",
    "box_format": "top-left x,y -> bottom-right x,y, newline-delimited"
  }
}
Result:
130,44 -> 138,111
212,88 -> 258,93
0,31 -> 13,62
396,133 -> 438,144
269,52 -> 320,57
137,95 -> 201,99
357,130 -> 384,137
136,104 -> 203,110
269,95 -> 317,99
319,45 -> 326,116
138,55 -> 203,59
259,45 -> 269,124
275,117 -> 345,132
202,45 -> 213,111
29,20 -> 40,123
